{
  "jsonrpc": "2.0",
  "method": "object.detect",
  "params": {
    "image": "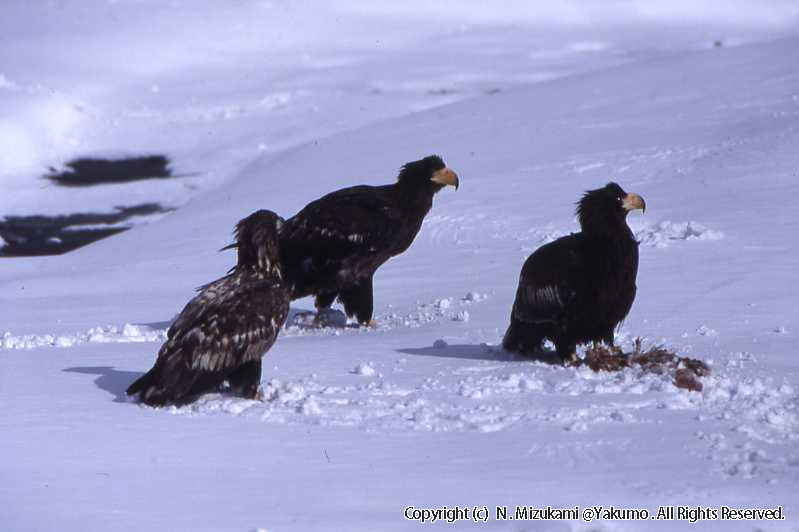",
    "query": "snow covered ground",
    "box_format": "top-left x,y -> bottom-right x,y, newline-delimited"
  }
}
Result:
2,2 -> 799,531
